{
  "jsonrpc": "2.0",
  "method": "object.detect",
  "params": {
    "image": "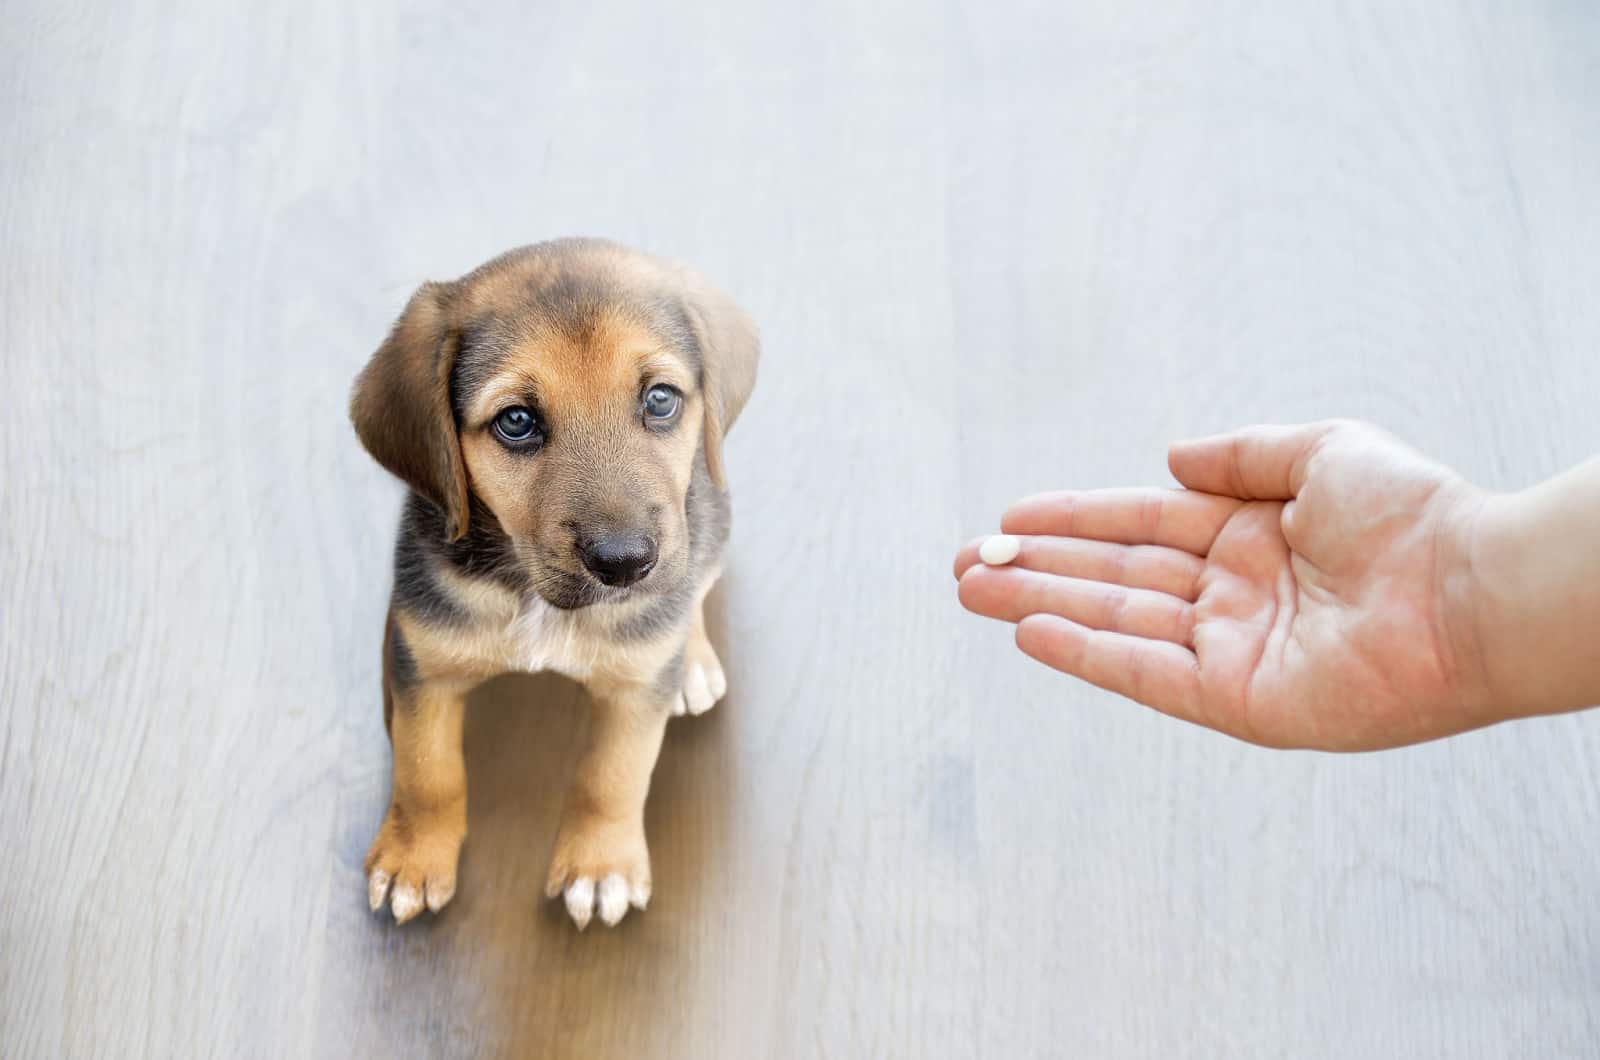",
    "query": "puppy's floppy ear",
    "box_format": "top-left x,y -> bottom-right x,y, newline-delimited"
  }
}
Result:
680,270 -> 760,489
350,281 -> 471,540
